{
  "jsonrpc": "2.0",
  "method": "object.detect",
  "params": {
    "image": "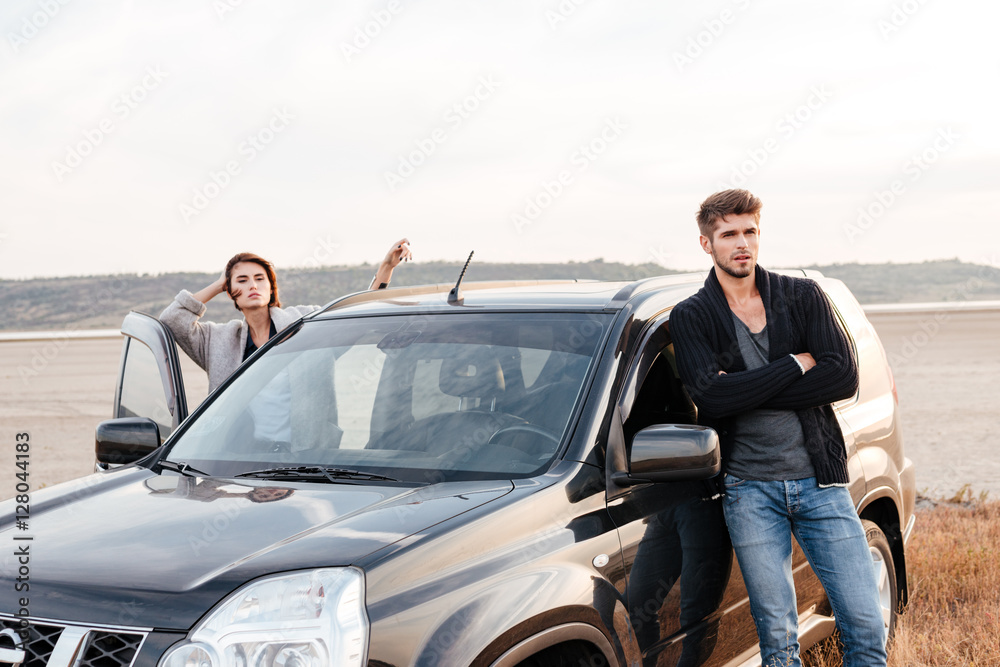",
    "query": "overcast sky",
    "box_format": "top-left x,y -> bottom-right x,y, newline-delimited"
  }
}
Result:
1,0 -> 997,279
